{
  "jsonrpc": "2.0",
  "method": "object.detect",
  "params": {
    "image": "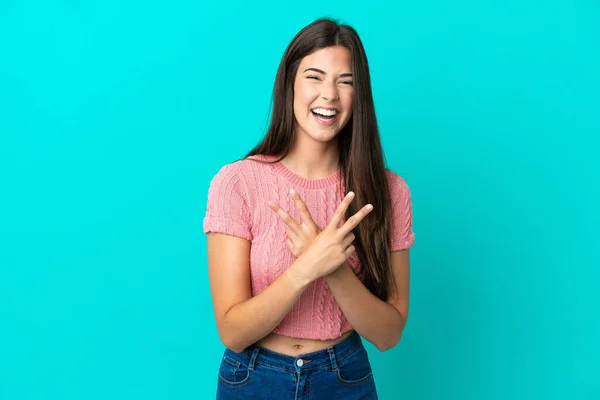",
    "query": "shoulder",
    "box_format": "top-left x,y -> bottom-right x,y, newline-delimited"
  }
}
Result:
207,162 -> 242,191
209,155 -> 270,183
384,168 -> 411,196
207,155 -> 276,206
